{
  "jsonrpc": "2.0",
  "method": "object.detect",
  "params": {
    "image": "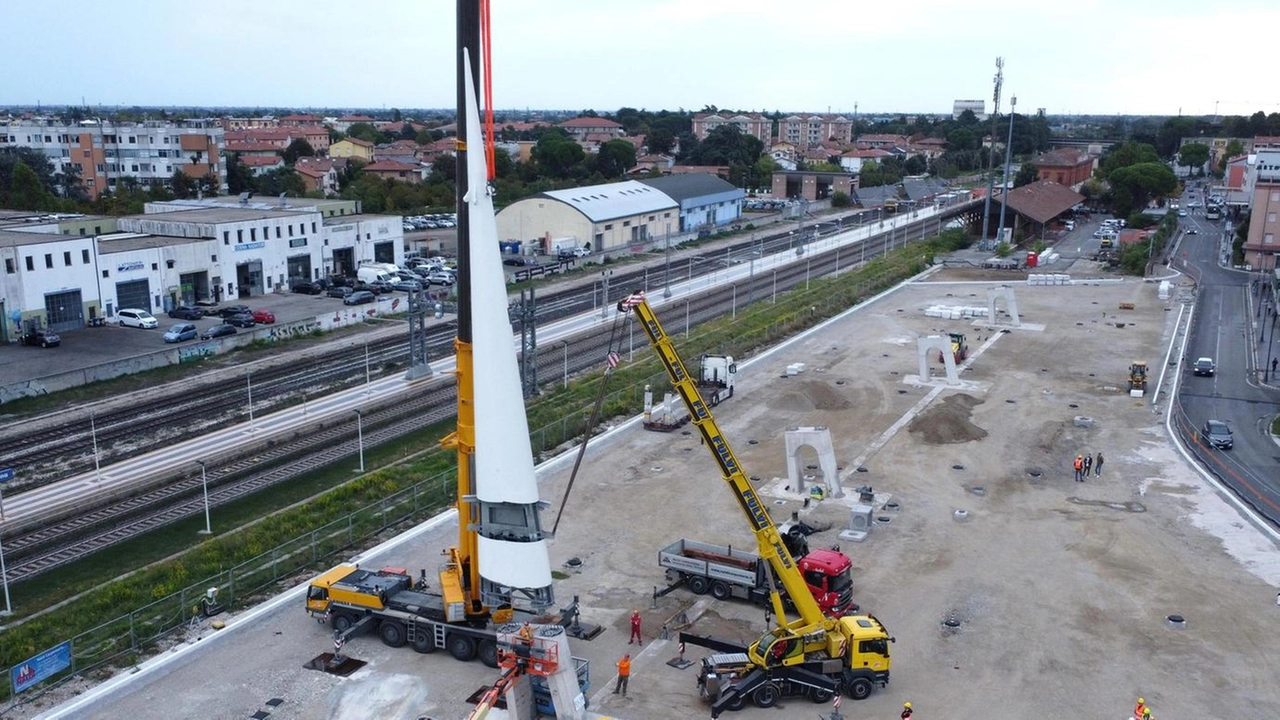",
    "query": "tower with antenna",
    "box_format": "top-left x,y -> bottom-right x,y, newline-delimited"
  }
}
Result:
981,57 -> 1004,246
